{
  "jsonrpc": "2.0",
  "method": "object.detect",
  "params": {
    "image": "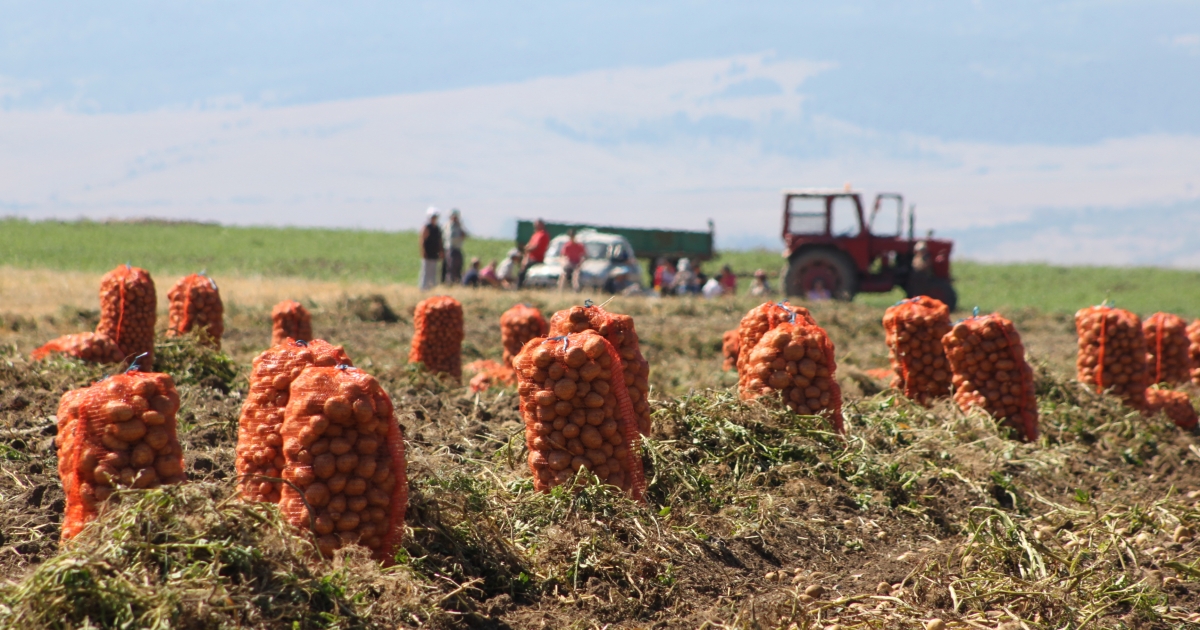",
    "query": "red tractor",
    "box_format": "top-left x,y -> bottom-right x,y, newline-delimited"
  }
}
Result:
780,188 -> 957,310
